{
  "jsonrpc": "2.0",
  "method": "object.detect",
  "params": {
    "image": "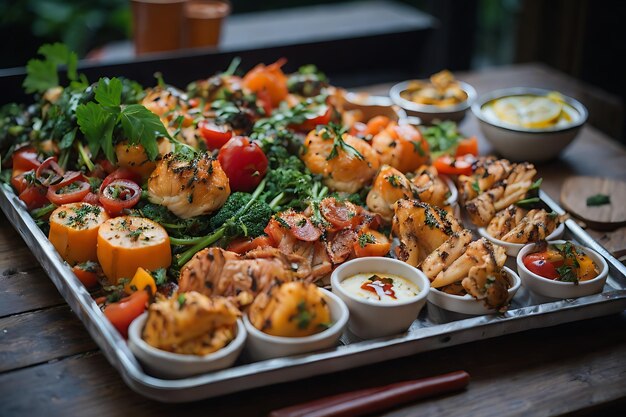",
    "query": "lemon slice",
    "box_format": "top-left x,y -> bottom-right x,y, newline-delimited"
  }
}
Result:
493,95 -> 563,128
